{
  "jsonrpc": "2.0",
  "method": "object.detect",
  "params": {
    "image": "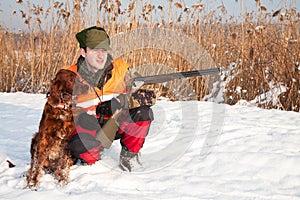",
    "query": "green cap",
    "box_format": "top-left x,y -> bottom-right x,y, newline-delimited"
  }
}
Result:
76,26 -> 111,50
